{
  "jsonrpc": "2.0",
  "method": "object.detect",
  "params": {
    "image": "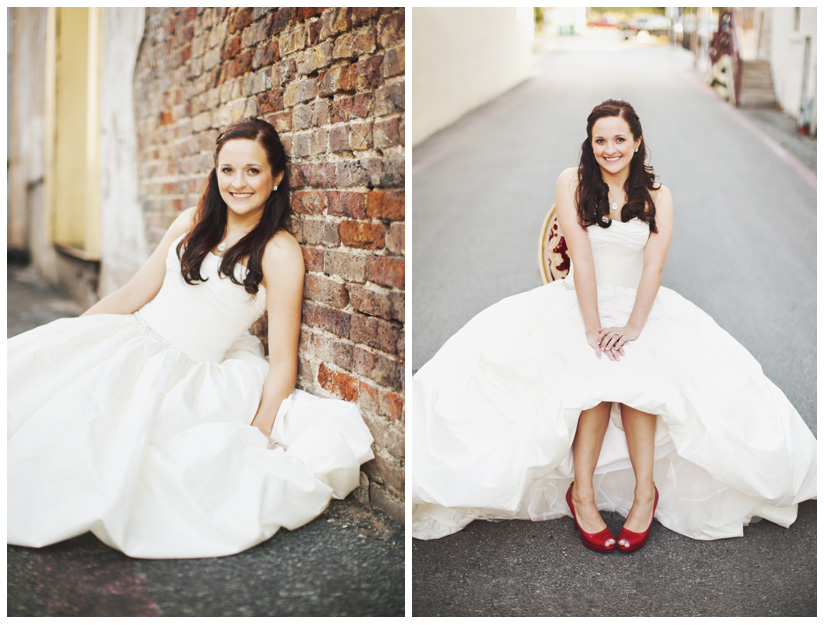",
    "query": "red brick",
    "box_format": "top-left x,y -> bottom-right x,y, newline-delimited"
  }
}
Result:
302,248 -> 324,272
324,249 -> 367,282
347,284 -> 404,322
333,25 -> 376,59
302,218 -> 341,247
353,347 -> 401,390
349,120 -> 372,150
383,44 -> 404,79
366,190 -> 404,220
292,190 -> 325,215
302,301 -> 351,338
354,55 -> 383,91
374,117 -> 400,151
351,7 -> 380,26
366,256 -> 404,289
284,77 -> 318,107
272,109 -> 291,132
378,12 -> 404,48
350,313 -> 401,355
386,222 -> 404,255
228,50 -> 254,78
222,34 -> 242,60
319,7 -> 352,40
328,191 -> 367,218
253,41 -> 279,70
329,123 -> 349,153
304,273 -> 349,307
257,89 -> 284,113
267,8 -> 296,38
229,7 -> 254,34
318,364 -> 359,402
340,220 -> 385,250
358,381 -> 403,421
297,7 -> 325,22
309,162 -> 336,188
374,81 -> 404,116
